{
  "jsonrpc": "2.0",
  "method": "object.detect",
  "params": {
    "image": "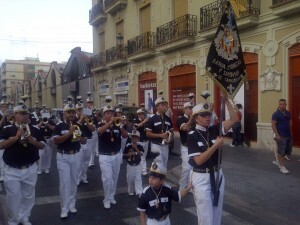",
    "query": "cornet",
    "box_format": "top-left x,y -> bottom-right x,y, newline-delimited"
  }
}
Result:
162,130 -> 172,145
71,122 -> 82,142
113,117 -> 122,127
84,117 -> 94,125
19,124 -> 31,147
